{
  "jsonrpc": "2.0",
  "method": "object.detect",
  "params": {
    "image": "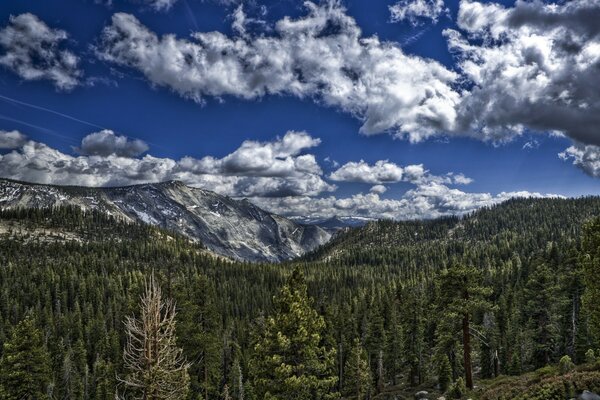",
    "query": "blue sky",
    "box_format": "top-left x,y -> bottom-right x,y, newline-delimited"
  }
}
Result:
0,0 -> 598,220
